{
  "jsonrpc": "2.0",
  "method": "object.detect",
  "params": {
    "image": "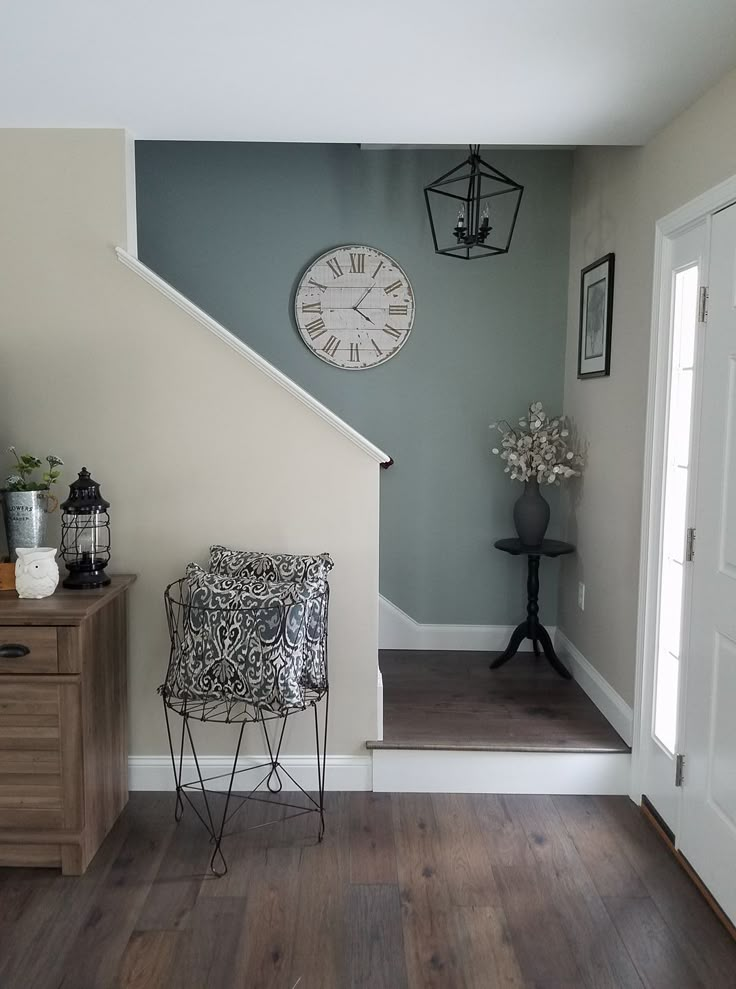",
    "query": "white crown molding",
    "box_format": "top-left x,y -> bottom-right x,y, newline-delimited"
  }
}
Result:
372,748 -> 630,794
379,594 -> 550,652
129,755 -> 372,792
114,248 -> 391,467
555,630 -> 633,746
